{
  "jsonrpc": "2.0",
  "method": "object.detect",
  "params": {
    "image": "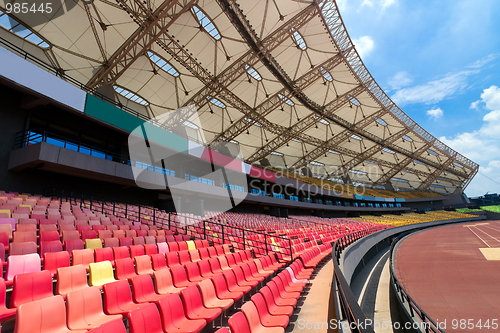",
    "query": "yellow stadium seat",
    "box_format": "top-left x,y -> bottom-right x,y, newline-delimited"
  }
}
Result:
89,261 -> 116,287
